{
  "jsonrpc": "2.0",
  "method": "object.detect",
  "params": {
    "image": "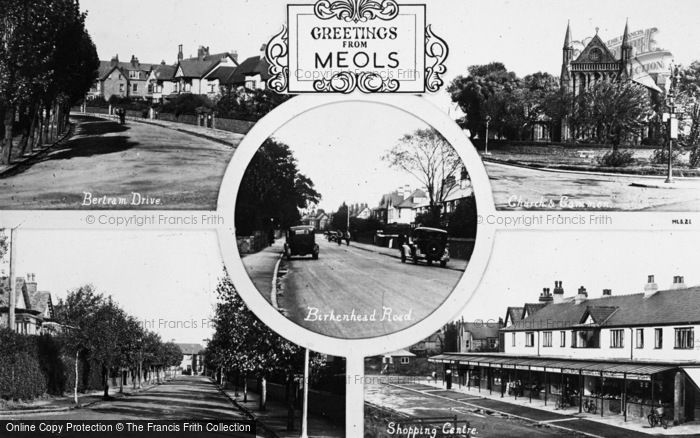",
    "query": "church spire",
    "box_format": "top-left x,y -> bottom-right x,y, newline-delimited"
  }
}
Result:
620,18 -> 633,77
621,18 -> 630,48
563,20 -> 572,49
